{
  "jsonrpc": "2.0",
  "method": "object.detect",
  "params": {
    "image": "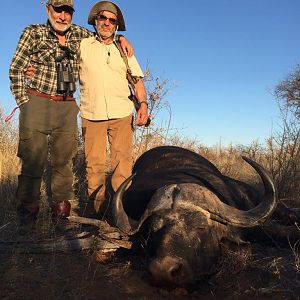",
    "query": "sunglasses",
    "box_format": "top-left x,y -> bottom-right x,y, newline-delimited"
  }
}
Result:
96,14 -> 117,26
